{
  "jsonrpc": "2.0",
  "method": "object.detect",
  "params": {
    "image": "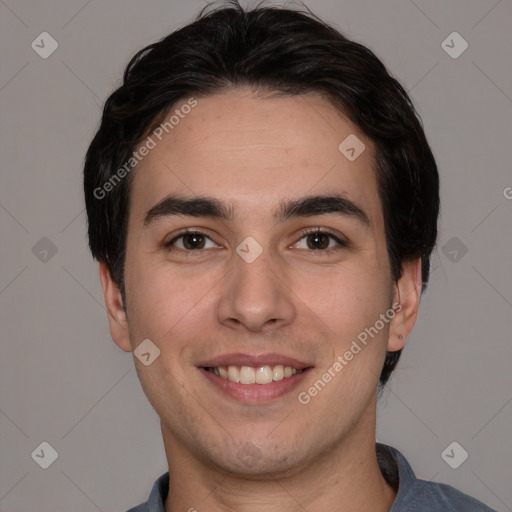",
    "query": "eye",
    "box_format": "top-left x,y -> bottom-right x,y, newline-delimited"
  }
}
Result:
165,230 -> 218,251
164,228 -> 347,254
292,230 -> 348,252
